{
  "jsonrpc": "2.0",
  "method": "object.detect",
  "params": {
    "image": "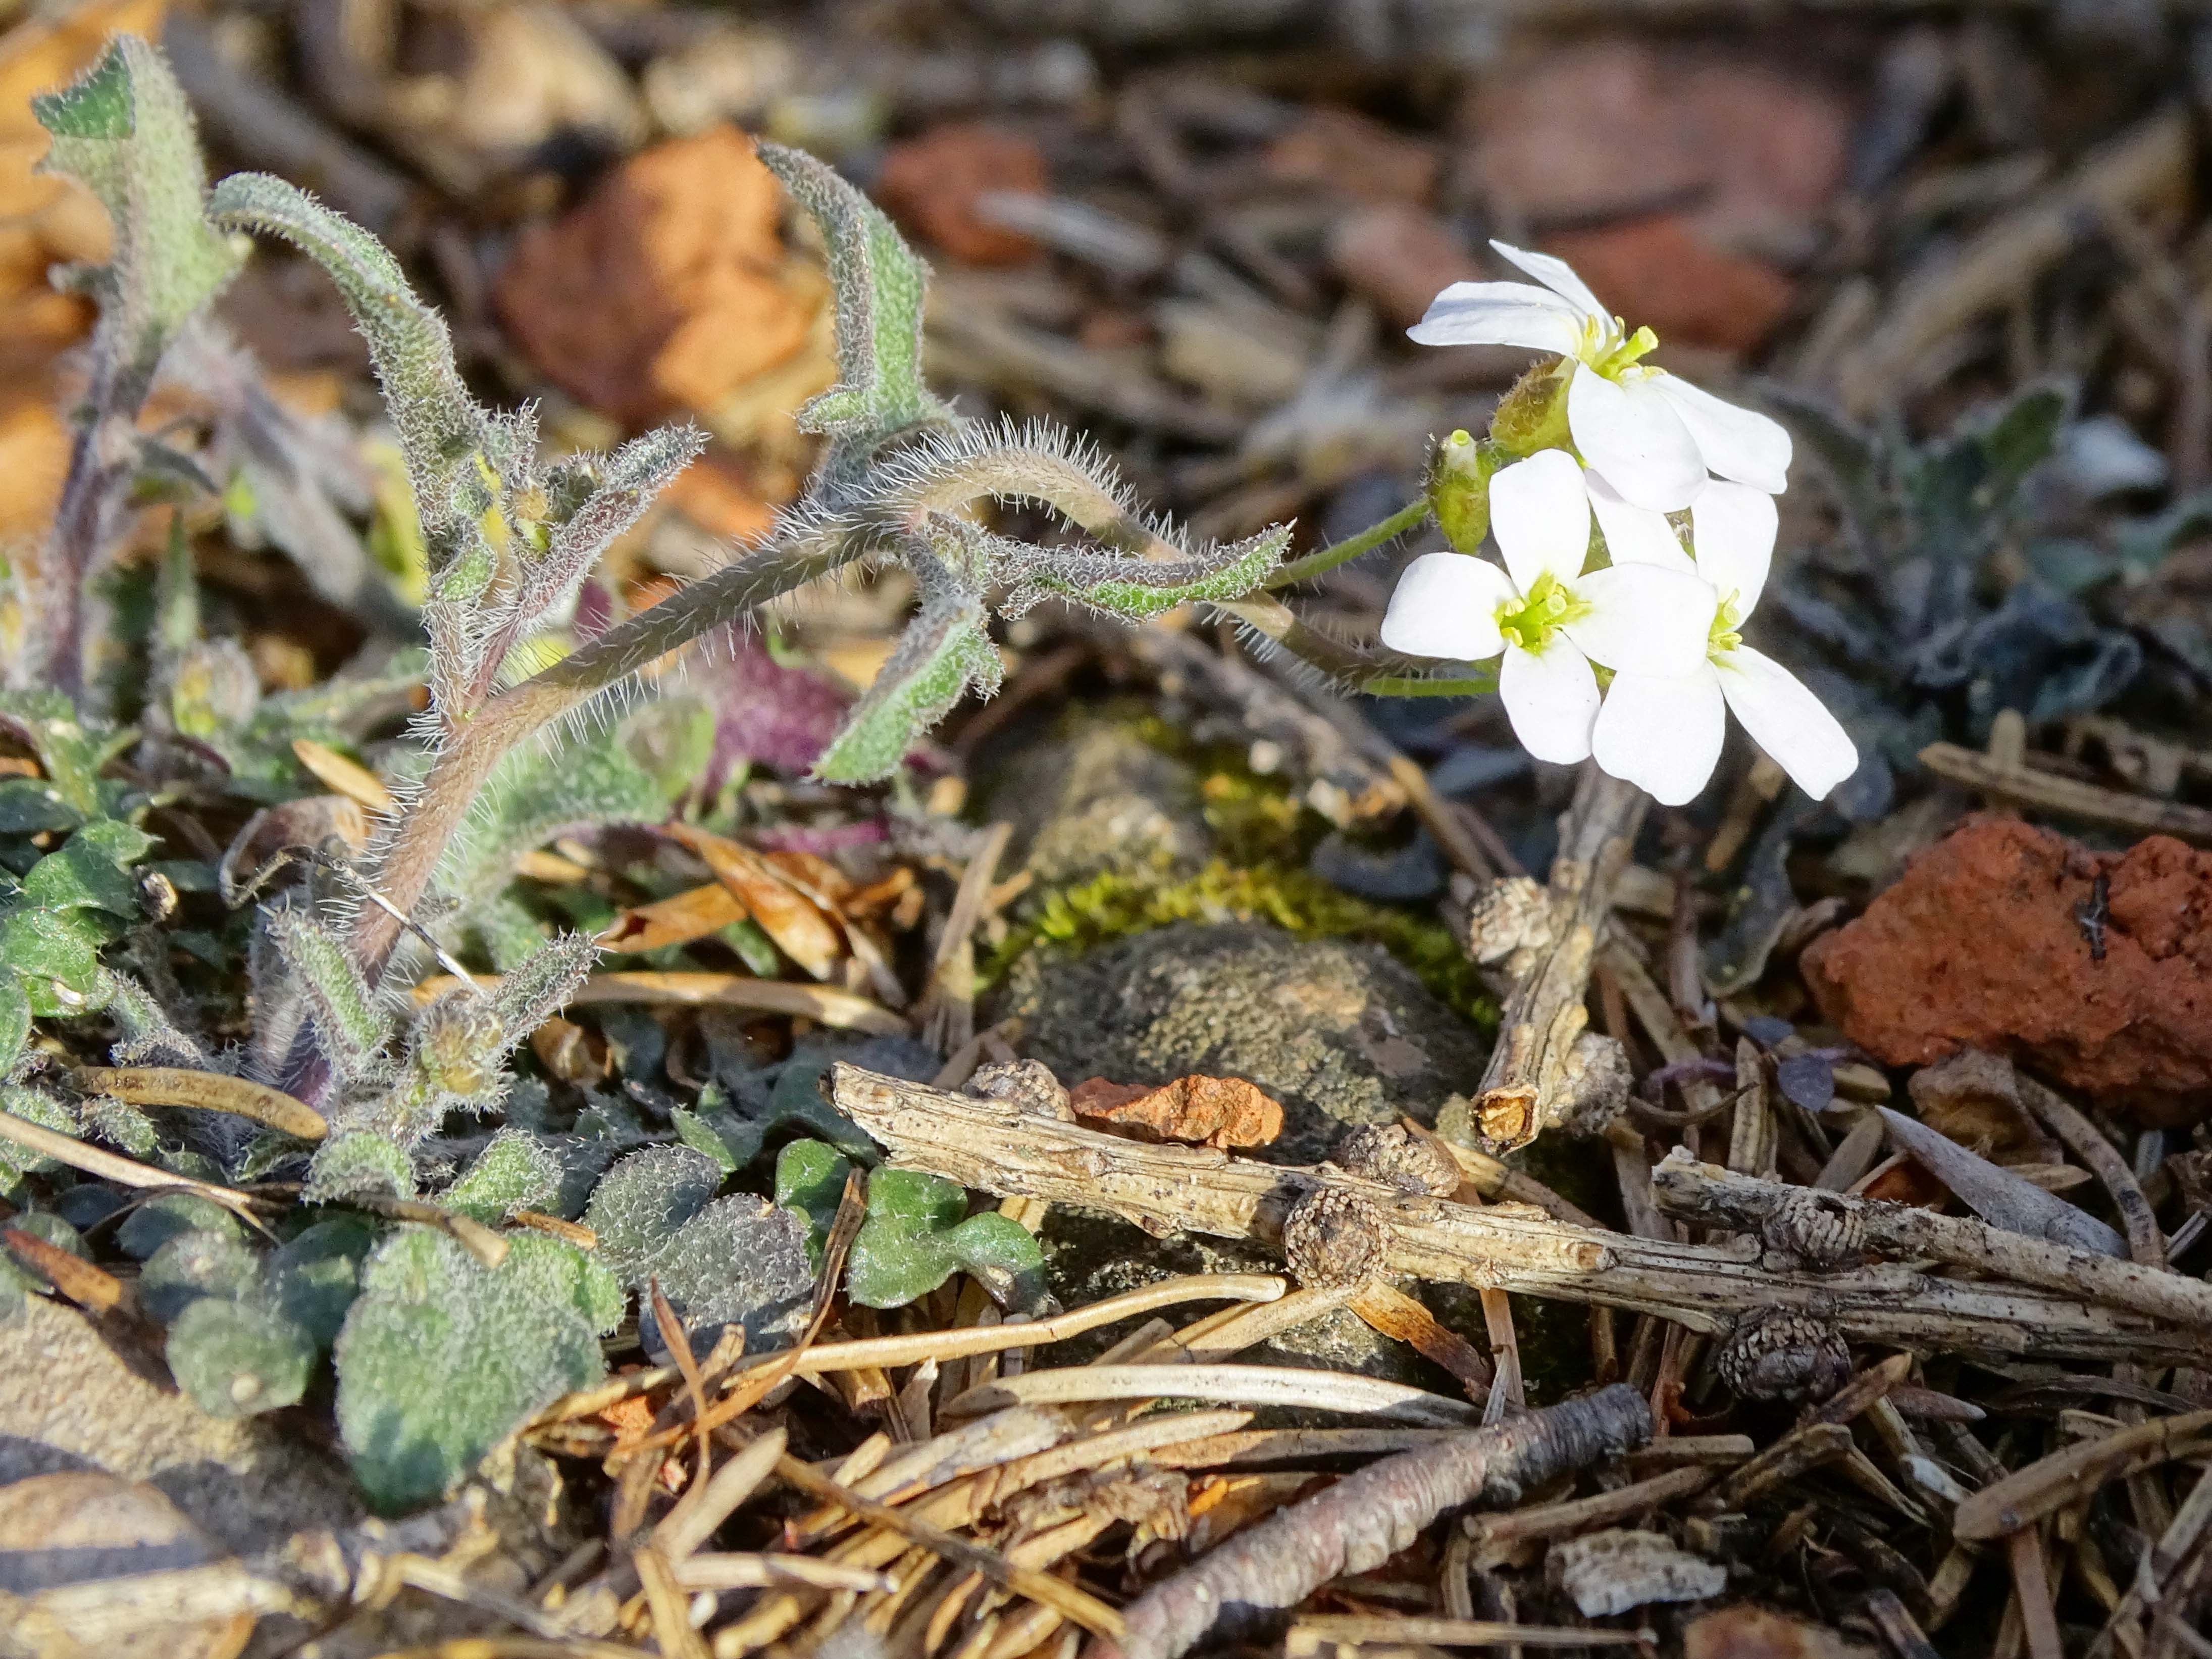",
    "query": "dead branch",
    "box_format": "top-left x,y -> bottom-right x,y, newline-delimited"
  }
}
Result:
828,1066 -> 2212,1366
1649,1150 -> 2212,1331
1087,1383 -> 1654,1659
